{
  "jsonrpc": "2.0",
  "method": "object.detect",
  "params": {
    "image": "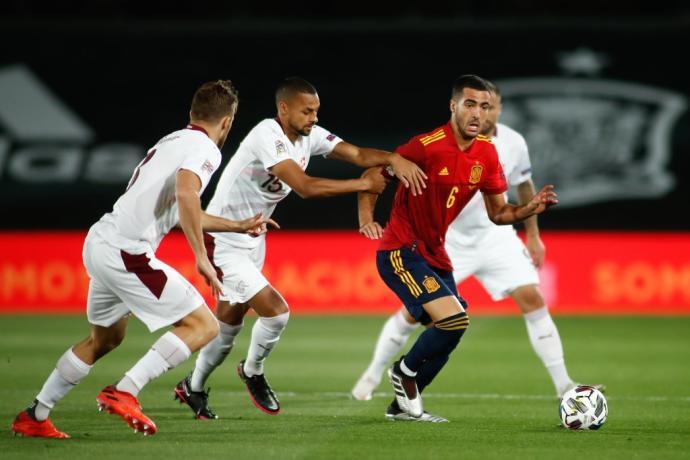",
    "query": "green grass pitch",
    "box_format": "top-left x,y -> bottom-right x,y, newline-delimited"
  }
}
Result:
1,314 -> 689,459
